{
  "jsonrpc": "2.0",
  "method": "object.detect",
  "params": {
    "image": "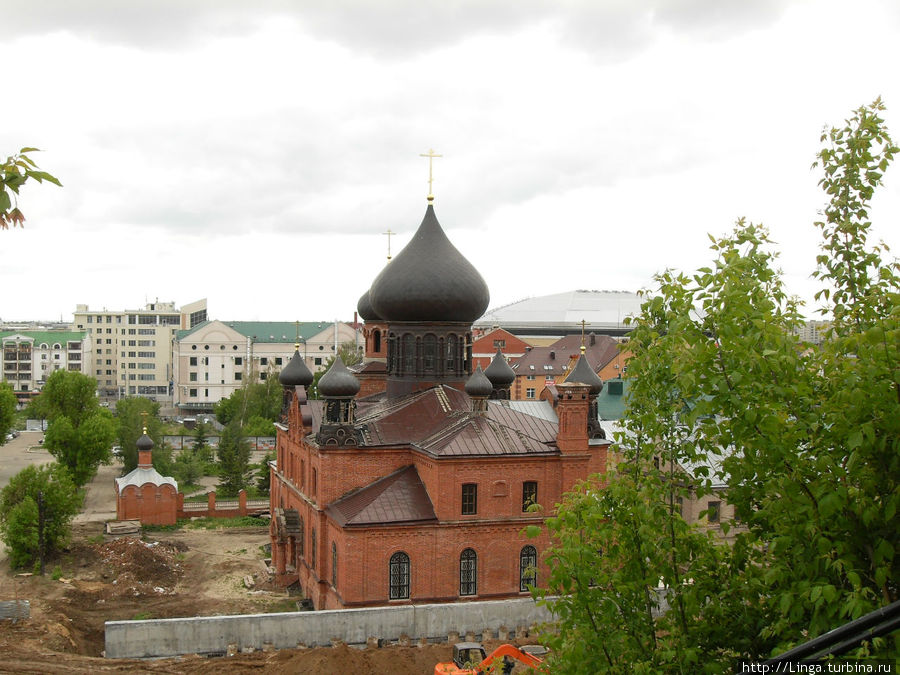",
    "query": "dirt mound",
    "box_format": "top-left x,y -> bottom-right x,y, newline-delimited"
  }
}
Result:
94,538 -> 183,596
